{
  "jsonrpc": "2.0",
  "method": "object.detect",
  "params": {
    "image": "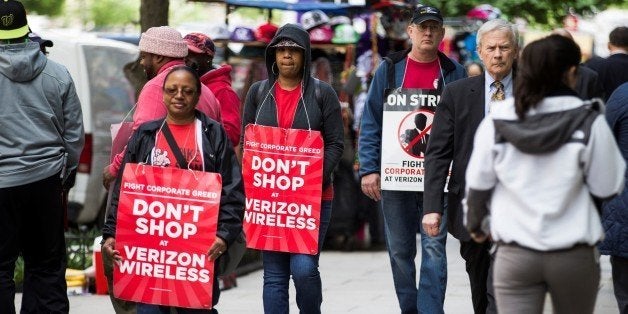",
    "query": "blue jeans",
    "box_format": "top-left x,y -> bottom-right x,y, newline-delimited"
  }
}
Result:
262,200 -> 332,314
381,191 -> 448,314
